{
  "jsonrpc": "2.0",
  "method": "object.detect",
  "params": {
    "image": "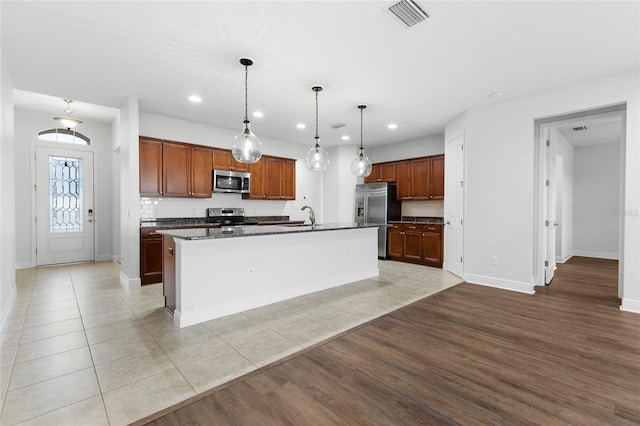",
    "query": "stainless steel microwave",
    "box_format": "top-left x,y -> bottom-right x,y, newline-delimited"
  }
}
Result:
213,170 -> 250,194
